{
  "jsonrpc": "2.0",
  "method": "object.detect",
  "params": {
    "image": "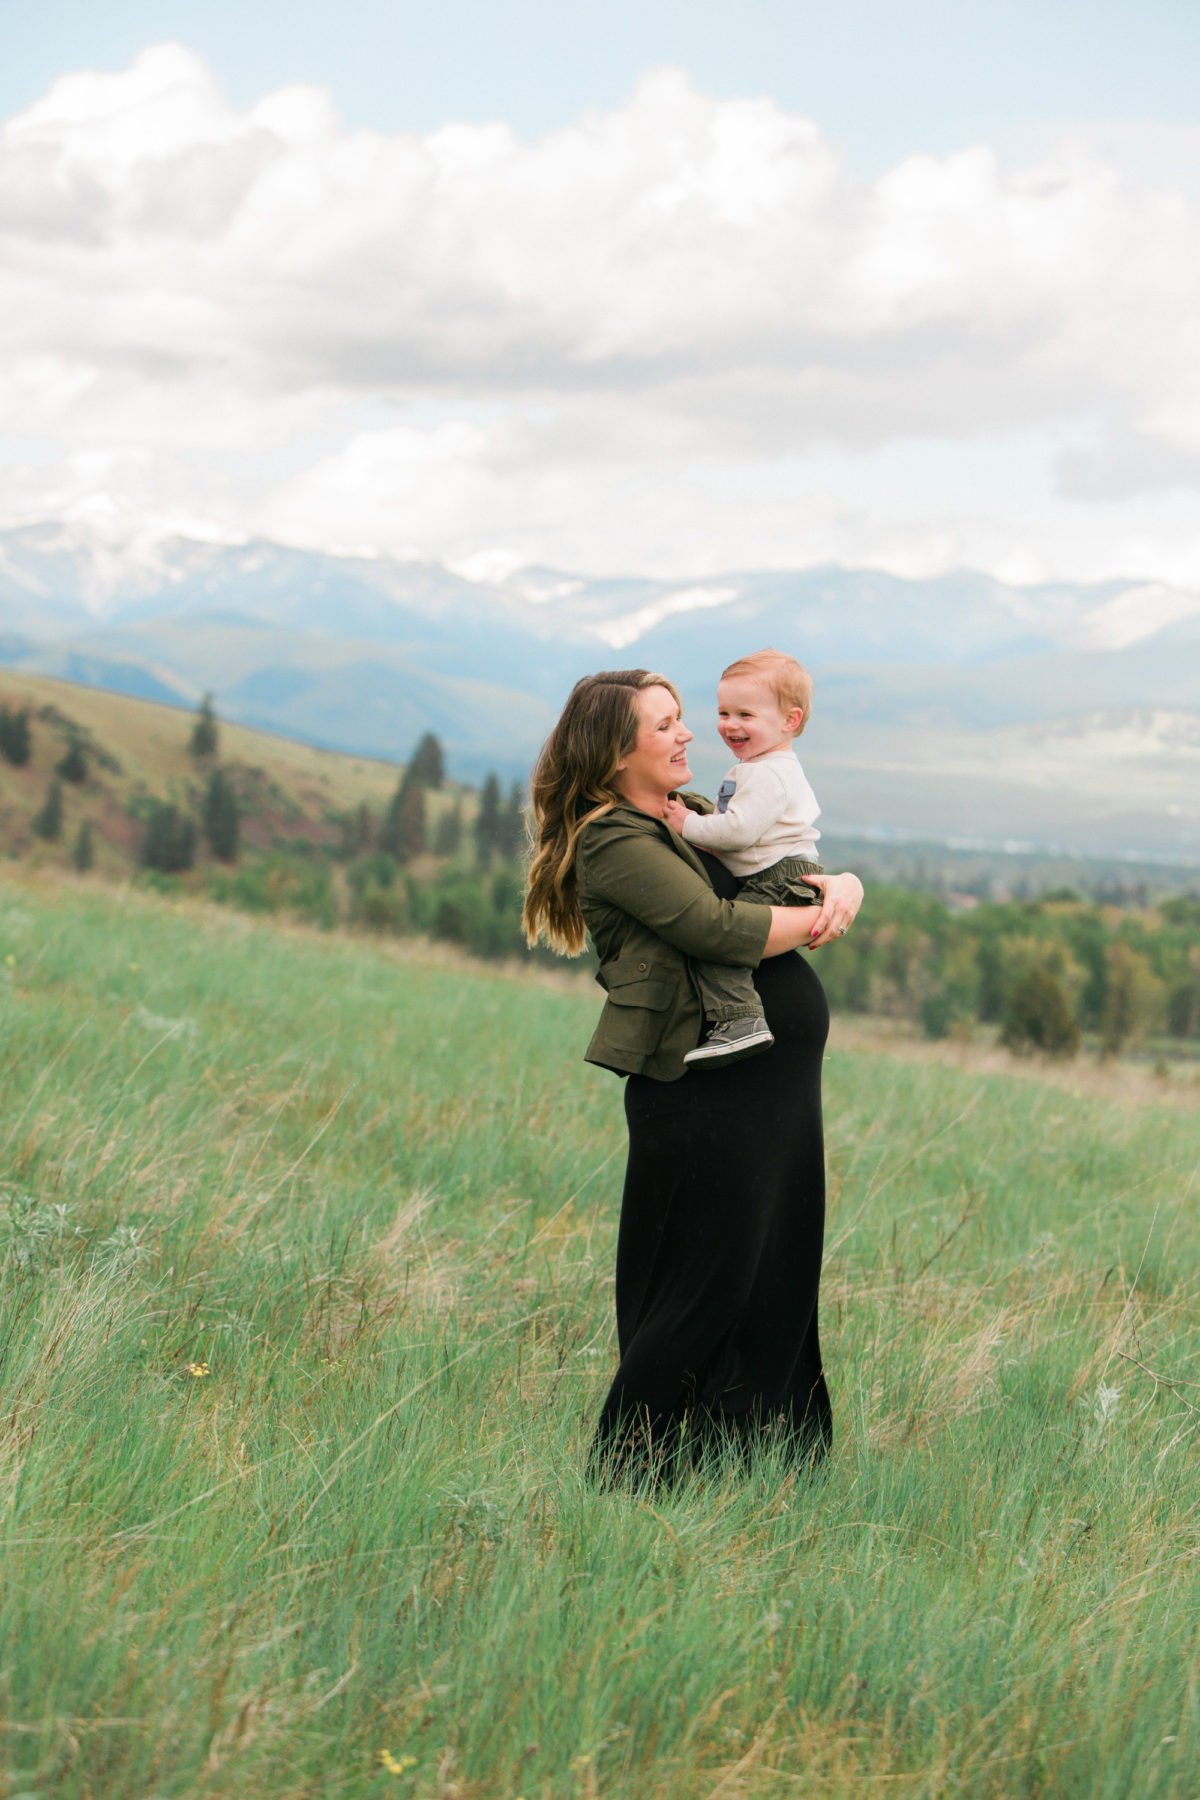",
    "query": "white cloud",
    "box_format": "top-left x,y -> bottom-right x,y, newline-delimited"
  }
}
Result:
2,46 -> 1200,577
